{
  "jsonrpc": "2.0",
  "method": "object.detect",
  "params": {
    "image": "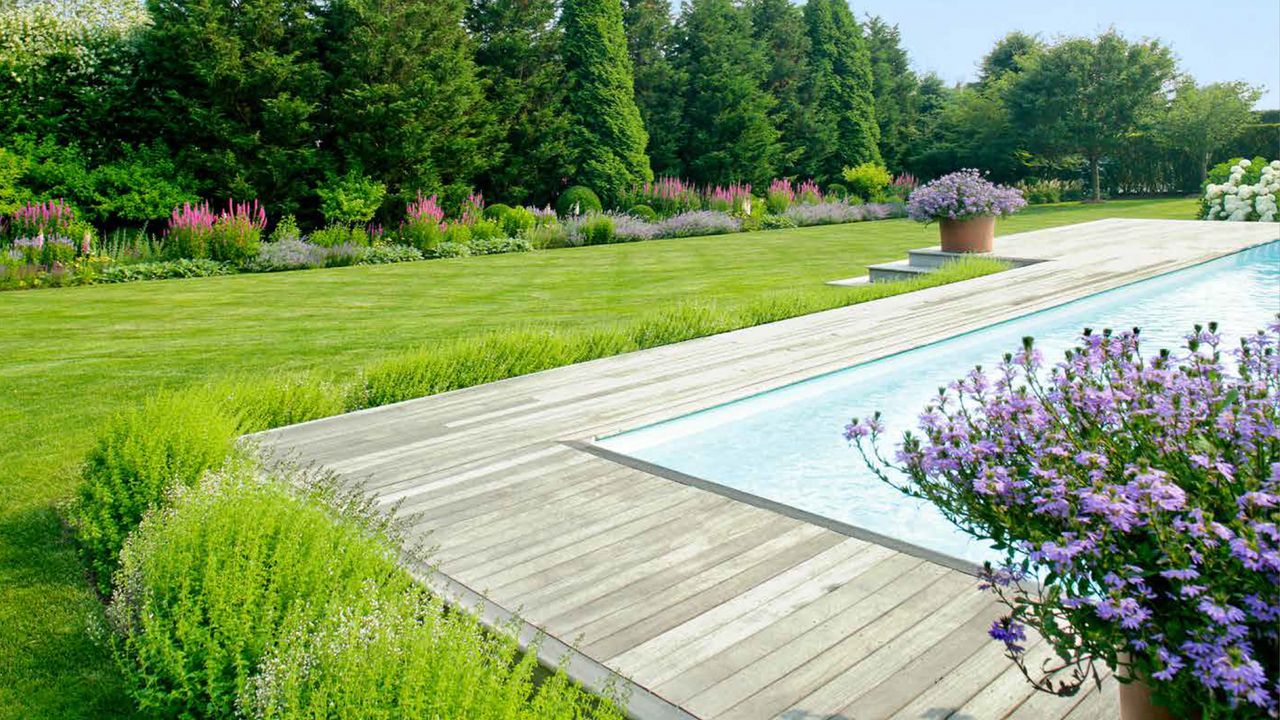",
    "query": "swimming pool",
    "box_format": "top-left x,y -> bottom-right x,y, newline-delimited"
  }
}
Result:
598,240 -> 1280,568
